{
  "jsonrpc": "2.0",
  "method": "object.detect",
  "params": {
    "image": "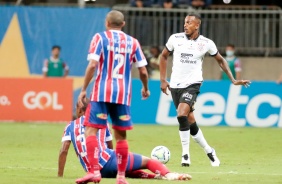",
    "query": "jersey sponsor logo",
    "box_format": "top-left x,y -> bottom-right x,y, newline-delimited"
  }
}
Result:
23,91 -> 63,110
0,95 -> 11,106
180,53 -> 196,64
96,113 -> 108,120
119,115 -> 131,121
175,35 -> 184,38
182,92 -> 193,100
